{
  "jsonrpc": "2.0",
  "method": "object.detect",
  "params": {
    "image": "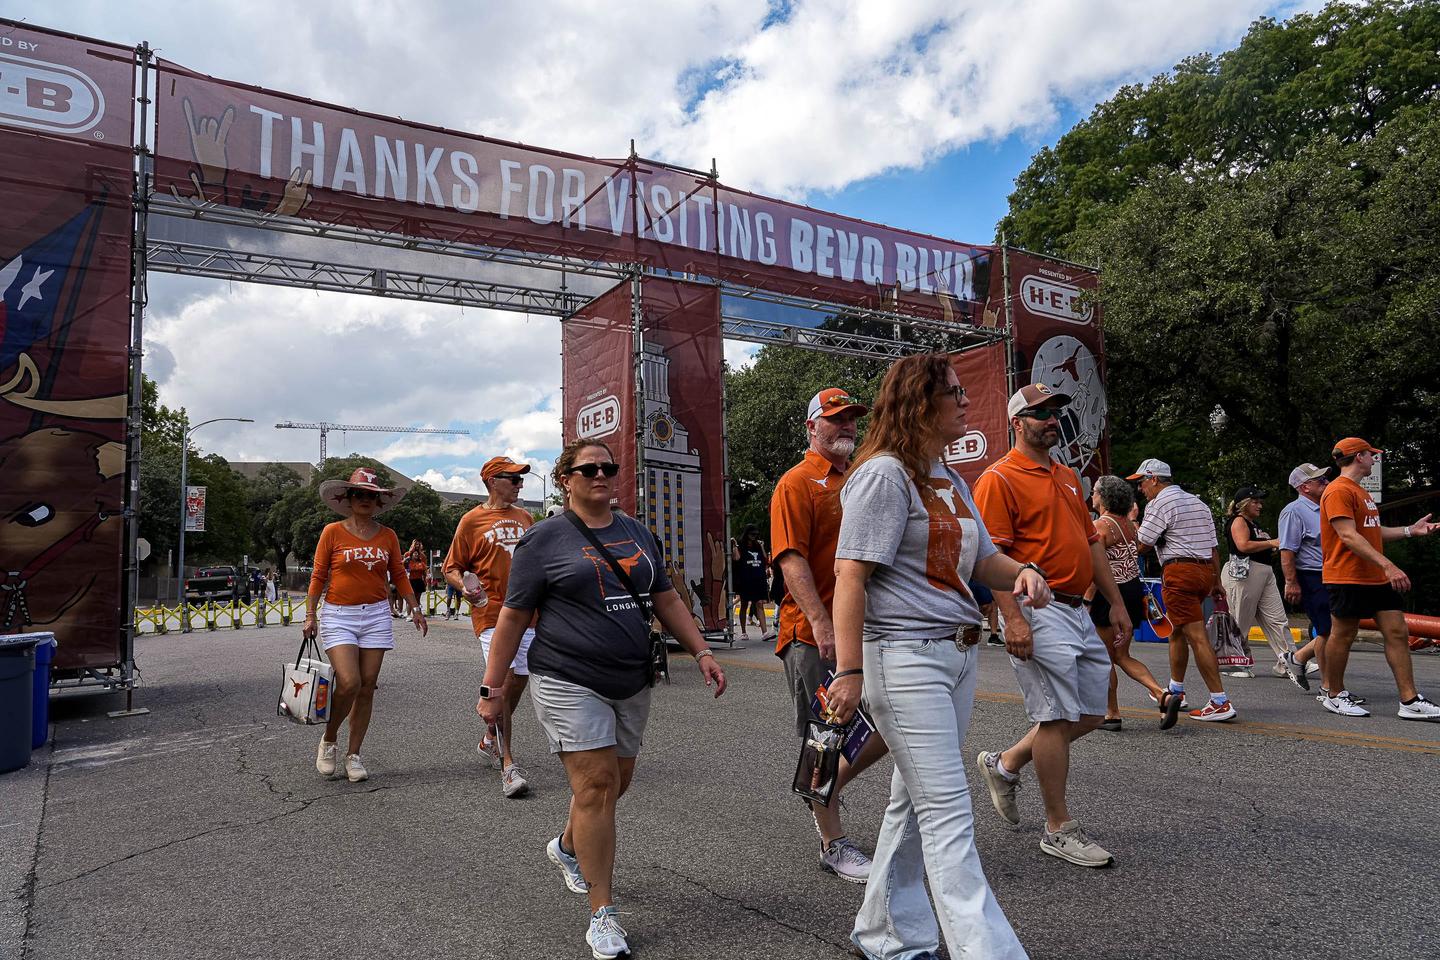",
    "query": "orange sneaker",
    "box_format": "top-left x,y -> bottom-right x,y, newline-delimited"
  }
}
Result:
1189,699 -> 1236,722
